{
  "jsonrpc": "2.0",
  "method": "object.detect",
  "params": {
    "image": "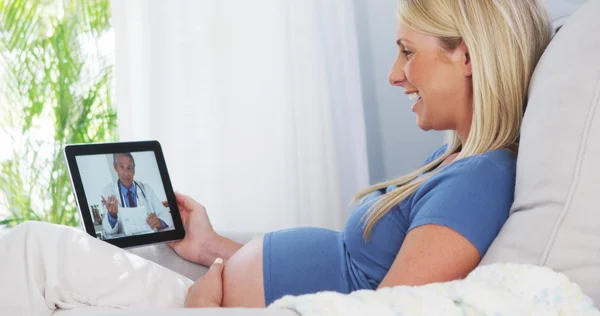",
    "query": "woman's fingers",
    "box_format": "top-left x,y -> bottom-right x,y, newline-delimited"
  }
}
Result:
175,192 -> 188,207
175,192 -> 203,213
206,258 -> 224,281
175,192 -> 192,213
184,257 -> 224,307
